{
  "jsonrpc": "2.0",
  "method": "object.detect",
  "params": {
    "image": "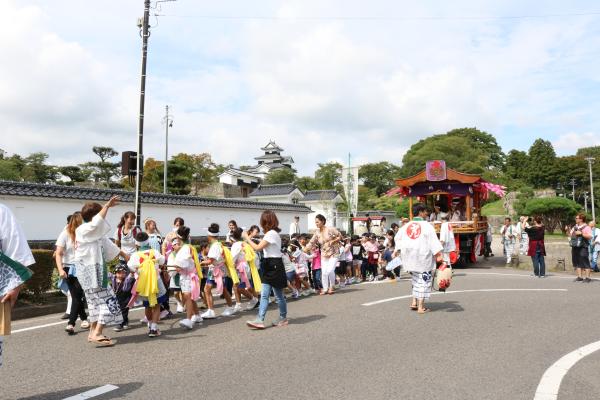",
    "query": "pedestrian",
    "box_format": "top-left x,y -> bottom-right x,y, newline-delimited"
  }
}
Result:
115,211 -> 141,268
230,227 -> 260,310
588,221 -> 600,272
525,216 -> 546,278
127,231 -> 167,337
173,217 -> 185,232
289,216 -> 300,237
144,217 -> 163,253
517,216 -> 530,255
75,196 -> 130,347
110,265 -> 135,332
163,230 -> 185,314
362,234 -> 380,281
351,235 -> 364,283
570,213 -> 593,283
60,214 -> 73,320
306,214 -> 343,294
394,203 -> 443,314
484,222 -> 494,258
244,210 -> 288,329
144,217 -> 170,319
55,211 -> 90,335
225,220 -> 238,244
500,217 -> 516,264
170,226 -> 203,329
310,247 -> 323,292
0,203 -> 35,367
200,223 -> 237,319
439,213 -> 456,266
